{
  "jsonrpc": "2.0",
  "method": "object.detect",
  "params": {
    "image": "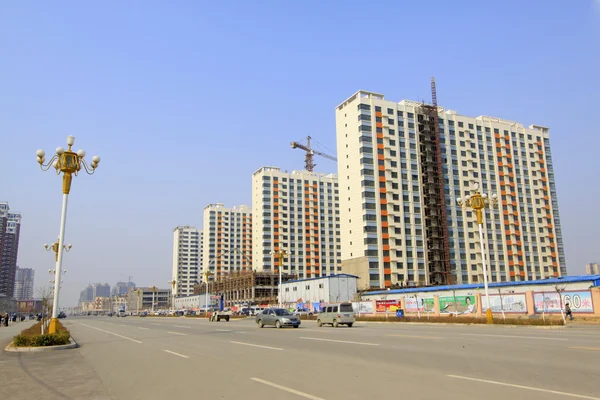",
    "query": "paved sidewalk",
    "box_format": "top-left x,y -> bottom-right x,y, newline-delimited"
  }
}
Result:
0,321 -> 114,400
